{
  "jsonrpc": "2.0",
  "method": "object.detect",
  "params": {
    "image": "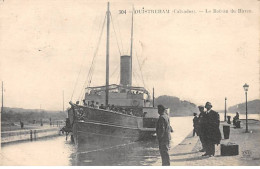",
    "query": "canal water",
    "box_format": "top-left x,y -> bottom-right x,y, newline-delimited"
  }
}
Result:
1,113 -> 259,166
0,116 -> 193,166
219,112 -> 260,121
